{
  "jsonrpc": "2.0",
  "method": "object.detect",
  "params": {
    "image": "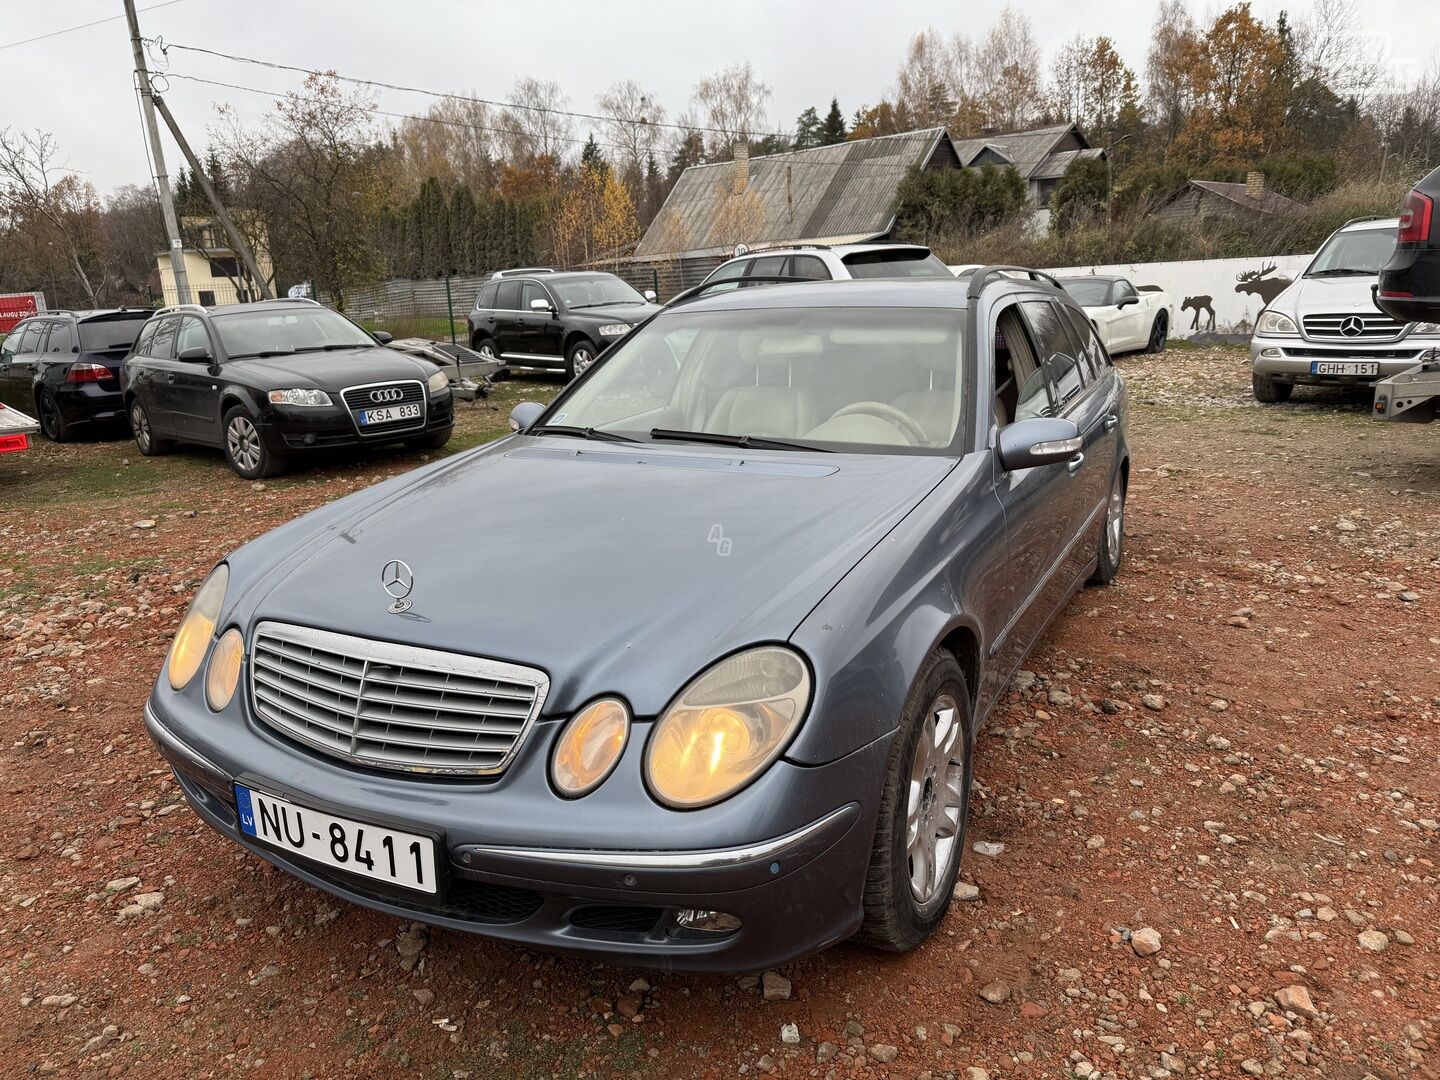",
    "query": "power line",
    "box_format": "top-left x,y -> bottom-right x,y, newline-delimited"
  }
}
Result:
149,38 -> 791,144
1,0 -> 187,51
